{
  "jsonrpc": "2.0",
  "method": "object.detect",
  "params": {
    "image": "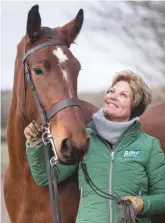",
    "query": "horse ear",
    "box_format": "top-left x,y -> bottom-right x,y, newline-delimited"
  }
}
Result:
26,5 -> 41,43
60,9 -> 84,47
